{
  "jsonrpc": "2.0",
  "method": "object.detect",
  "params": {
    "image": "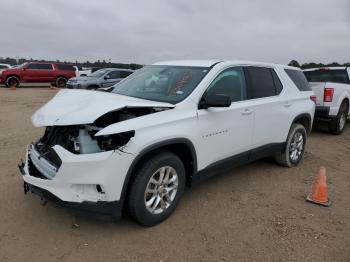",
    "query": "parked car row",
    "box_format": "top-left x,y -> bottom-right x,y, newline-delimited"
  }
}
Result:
0,62 -> 134,89
66,68 -> 133,89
